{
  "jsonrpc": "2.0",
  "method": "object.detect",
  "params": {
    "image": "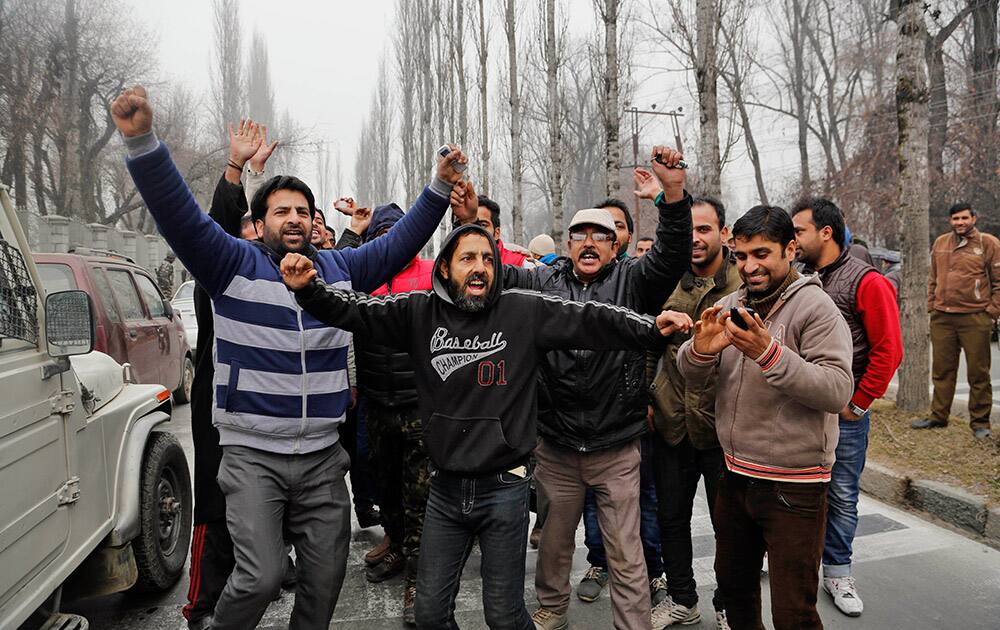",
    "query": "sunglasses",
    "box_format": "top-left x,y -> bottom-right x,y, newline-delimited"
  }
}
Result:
569,231 -> 614,242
